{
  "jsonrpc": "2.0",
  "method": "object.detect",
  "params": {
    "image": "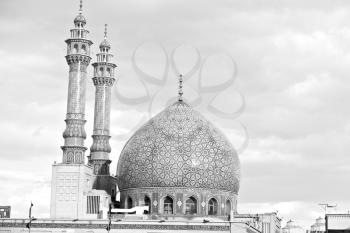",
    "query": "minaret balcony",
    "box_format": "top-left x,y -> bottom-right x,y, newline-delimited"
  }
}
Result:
65,54 -> 91,65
